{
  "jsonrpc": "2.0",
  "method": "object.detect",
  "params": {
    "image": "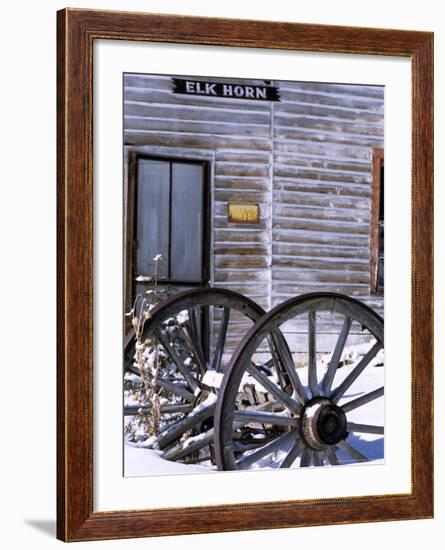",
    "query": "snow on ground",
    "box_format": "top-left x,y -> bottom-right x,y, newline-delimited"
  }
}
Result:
125,445 -> 216,477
